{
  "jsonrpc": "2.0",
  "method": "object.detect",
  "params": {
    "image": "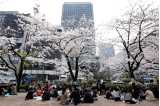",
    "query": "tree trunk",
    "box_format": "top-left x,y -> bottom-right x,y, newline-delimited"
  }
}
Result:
65,55 -> 76,81
74,57 -> 79,81
129,70 -> 135,79
16,59 -> 24,92
16,78 -> 21,92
